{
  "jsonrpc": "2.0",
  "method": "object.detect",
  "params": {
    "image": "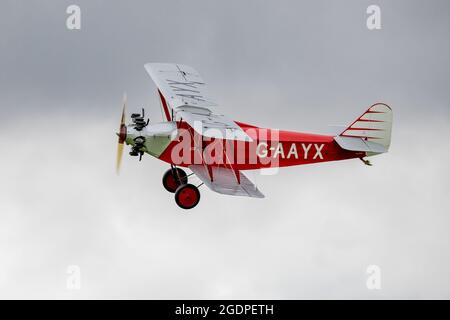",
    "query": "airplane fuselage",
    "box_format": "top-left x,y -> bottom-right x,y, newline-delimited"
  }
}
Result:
116,63 -> 392,209
125,120 -> 365,170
